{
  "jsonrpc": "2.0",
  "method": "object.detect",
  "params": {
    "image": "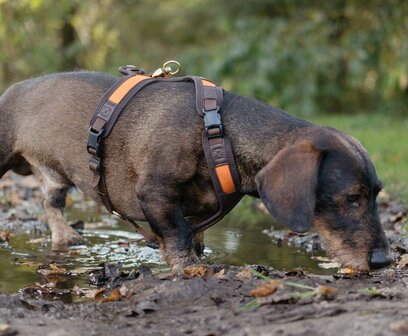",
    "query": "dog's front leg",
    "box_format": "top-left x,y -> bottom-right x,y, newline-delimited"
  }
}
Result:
138,190 -> 199,274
